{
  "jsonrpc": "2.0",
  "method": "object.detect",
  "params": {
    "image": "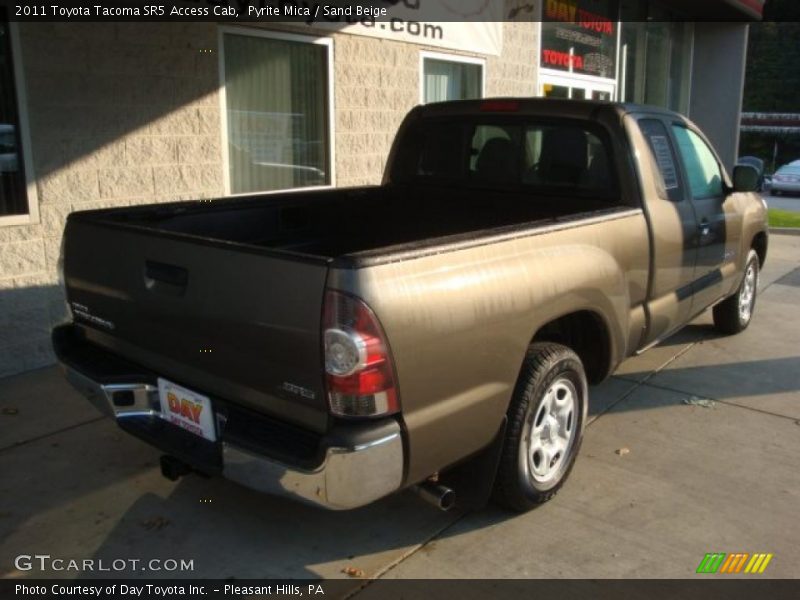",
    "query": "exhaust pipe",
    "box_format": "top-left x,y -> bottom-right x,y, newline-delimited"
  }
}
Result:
412,481 -> 456,511
160,455 -> 192,481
